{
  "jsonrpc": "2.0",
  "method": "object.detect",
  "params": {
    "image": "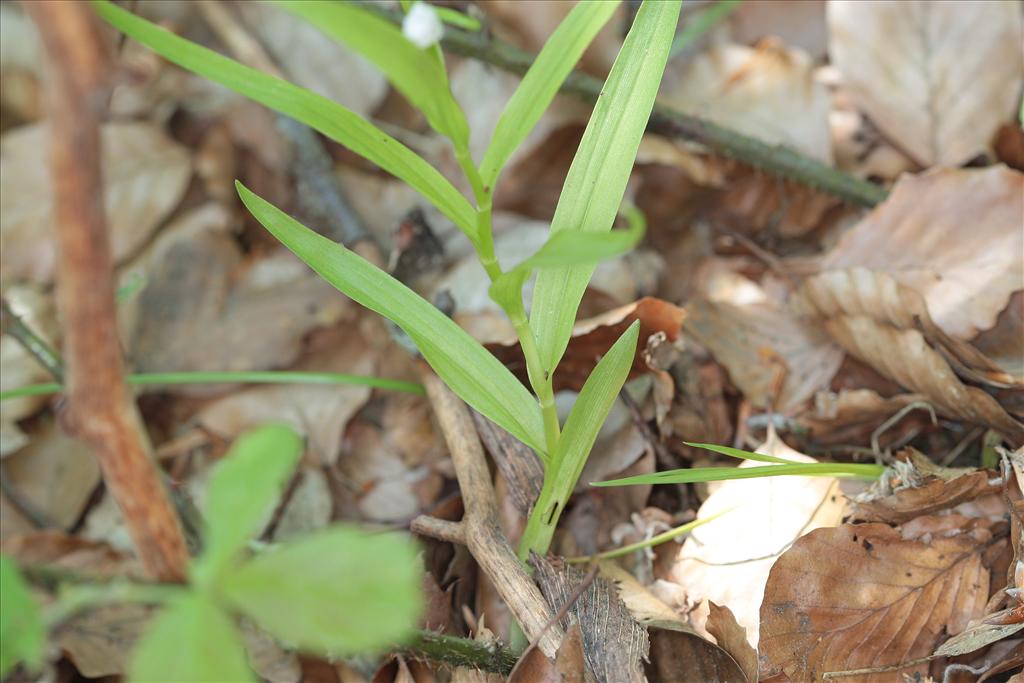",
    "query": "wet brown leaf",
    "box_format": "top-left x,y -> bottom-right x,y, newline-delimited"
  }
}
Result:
819,166 -> 1024,339
1,121 -> 191,283
793,268 -> 1024,443
828,1 -> 1023,166
760,522 -> 992,682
